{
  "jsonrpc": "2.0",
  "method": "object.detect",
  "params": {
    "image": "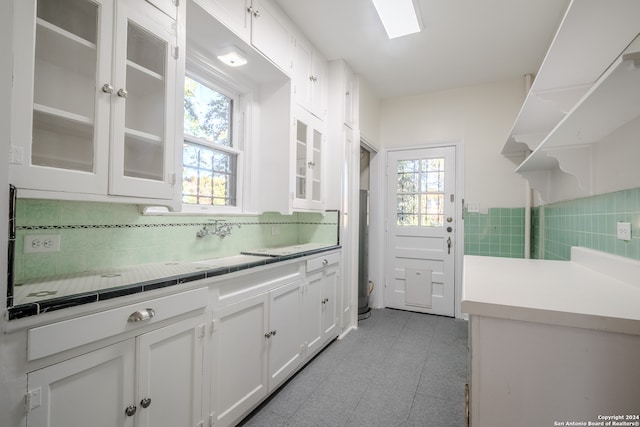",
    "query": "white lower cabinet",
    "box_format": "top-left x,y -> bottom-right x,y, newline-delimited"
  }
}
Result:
26,316 -> 205,427
302,255 -> 340,356
208,279 -> 304,427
